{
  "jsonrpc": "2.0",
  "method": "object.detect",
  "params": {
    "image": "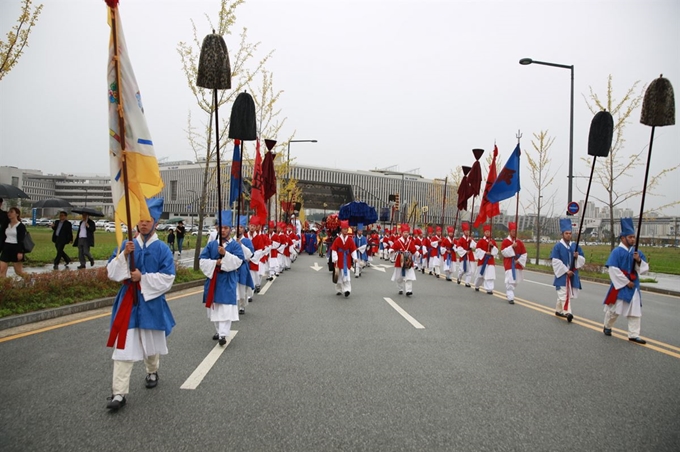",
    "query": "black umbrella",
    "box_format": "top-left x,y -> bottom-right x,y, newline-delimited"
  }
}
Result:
71,207 -> 105,217
0,183 -> 30,199
32,198 -> 73,208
